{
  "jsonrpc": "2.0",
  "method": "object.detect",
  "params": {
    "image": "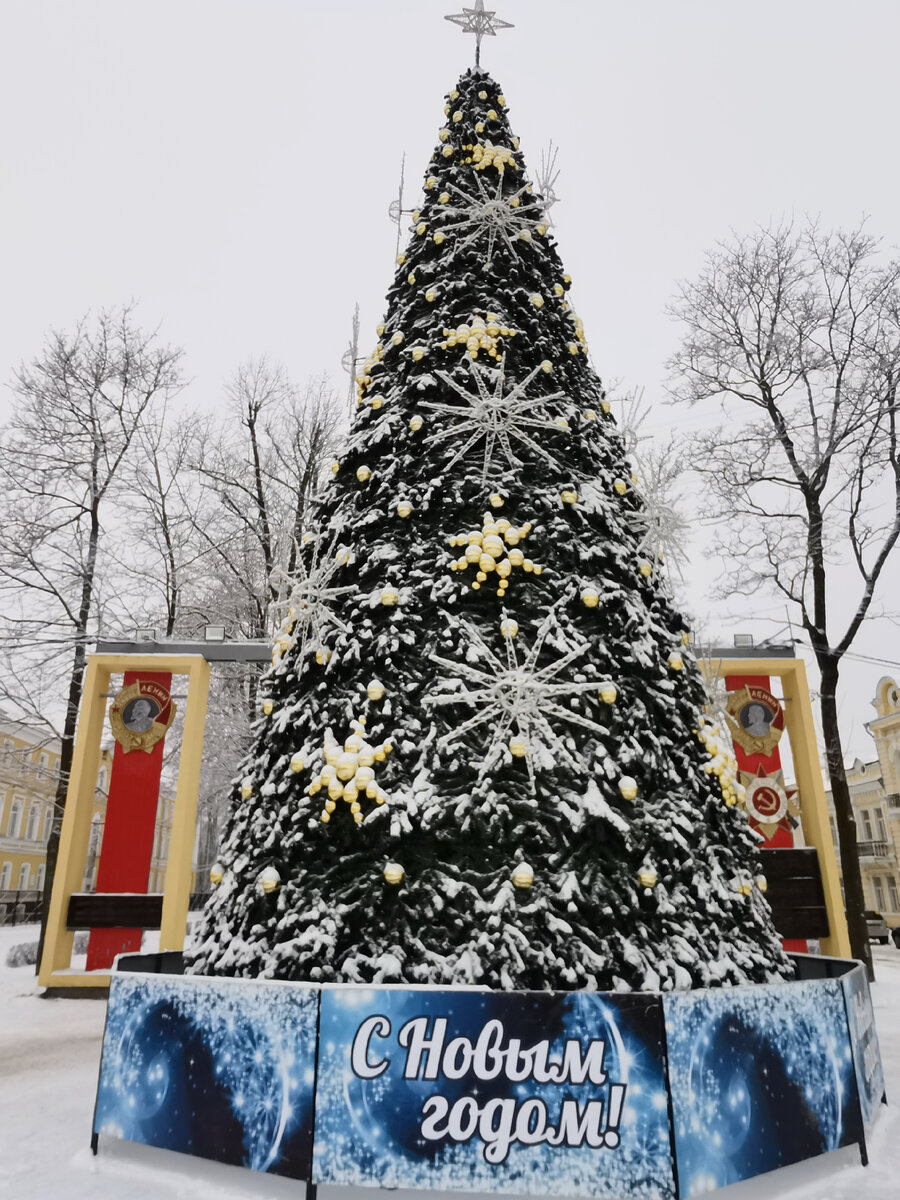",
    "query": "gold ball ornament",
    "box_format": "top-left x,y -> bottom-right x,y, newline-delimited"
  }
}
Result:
433,233 -> 445,246
370,395 -> 383,410
512,863 -> 534,889
426,290 -> 437,302
396,501 -> 413,518
509,739 -> 527,758
530,294 -> 544,308
259,866 -> 281,895
356,465 -> 371,482
381,587 -> 399,607
489,493 -> 504,508
410,415 -> 423,432
618,776 -> 638,802
507,548 -> 525,567
601,401 -> 611,414
320,810 -> 331,823
681,631 -> 691,645
478,89 -> 488,99
638,560 -> 653,578
584,409 -> 597,420
367,679 -> 386,701
290,753 -> 305,774
613,479 -> 628,495
581,587 -> 600,608
541,360 -> 553,373
638,869 -> 658,890
262,700 -> 273,715
315,649 -> 332,665
500,618 -> 519,639
561,489 -> 578,505
439,192 -> 450,204
755,875 -> 768,893
330,461 -> 340,475
241,783 -> 253,799
599,681 -> 618,704
384,862 -> 405,885
667,652 -> 684,672
391,332 -> 404,345
336,753 -> 358,782
209,862 -> 225,885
